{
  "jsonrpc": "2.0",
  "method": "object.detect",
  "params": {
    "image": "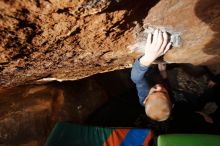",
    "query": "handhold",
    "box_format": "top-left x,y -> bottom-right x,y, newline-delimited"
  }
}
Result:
129,26 -> 182,54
